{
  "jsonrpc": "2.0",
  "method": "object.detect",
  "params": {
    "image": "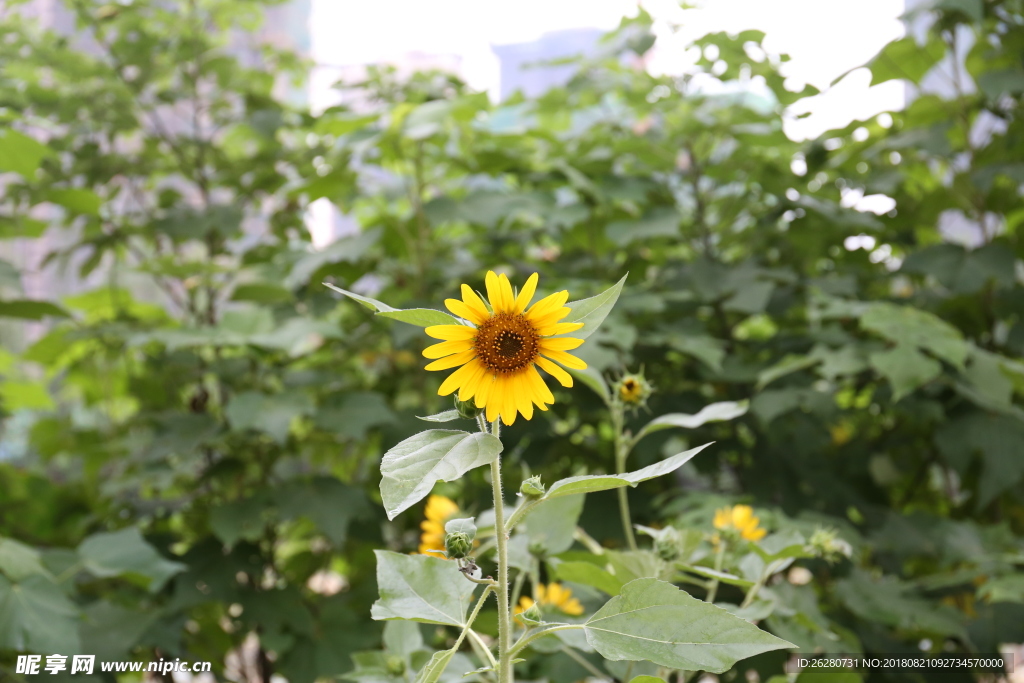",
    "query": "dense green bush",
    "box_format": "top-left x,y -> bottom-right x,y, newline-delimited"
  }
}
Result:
1,0 -> 1023,681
